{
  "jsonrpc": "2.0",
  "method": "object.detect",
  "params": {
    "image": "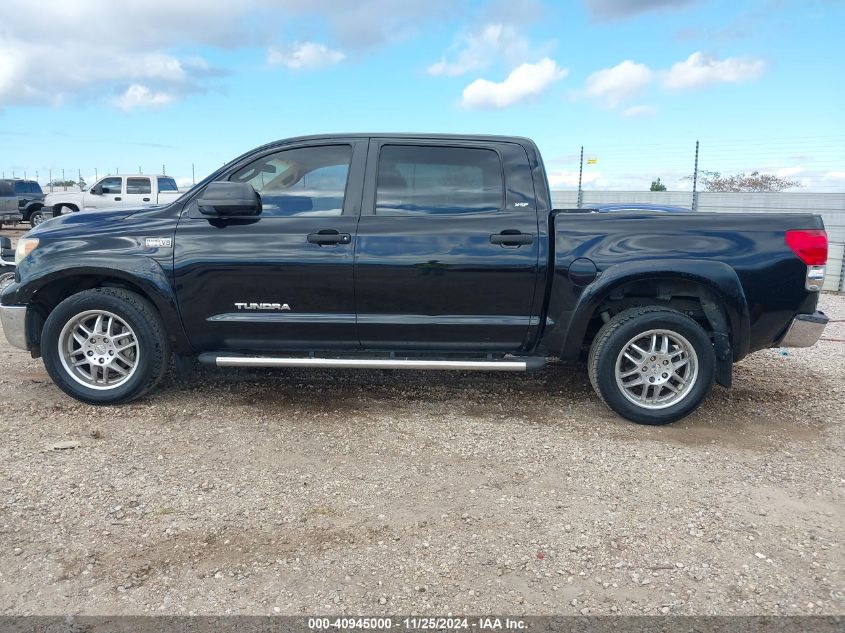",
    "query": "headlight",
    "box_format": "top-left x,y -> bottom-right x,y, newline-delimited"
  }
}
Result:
15,238 -> 39,265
